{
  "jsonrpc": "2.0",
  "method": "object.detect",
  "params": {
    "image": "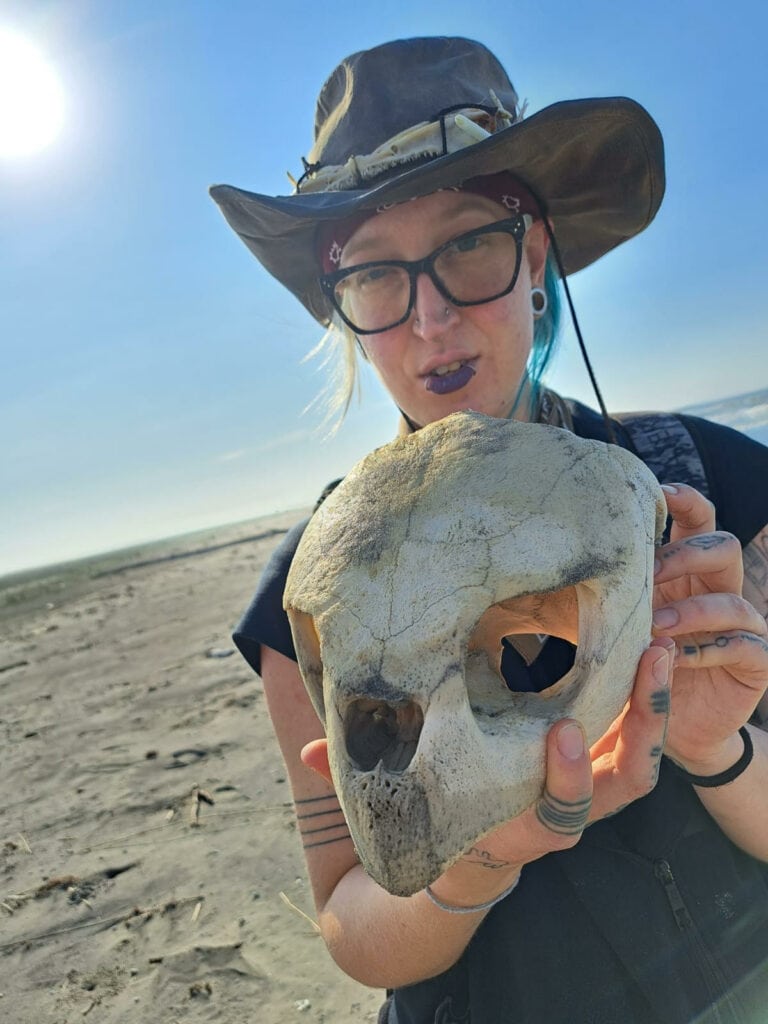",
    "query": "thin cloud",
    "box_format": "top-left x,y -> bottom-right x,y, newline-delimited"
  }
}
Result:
255,429 -> 312,453
214,429 -> 312,464
216,449 -> 247,463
